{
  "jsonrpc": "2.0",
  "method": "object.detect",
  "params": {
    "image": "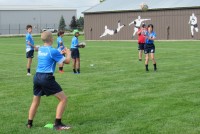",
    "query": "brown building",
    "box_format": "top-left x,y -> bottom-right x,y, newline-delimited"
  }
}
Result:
83,0 -> 200,40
